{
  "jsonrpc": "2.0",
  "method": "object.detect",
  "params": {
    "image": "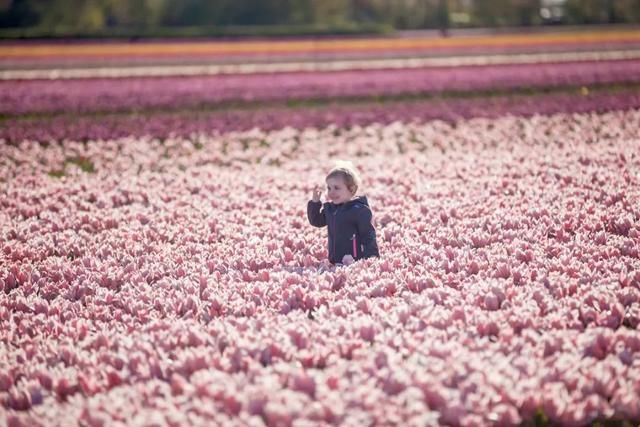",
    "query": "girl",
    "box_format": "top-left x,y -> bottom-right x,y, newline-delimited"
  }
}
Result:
307,161 -> 379,265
